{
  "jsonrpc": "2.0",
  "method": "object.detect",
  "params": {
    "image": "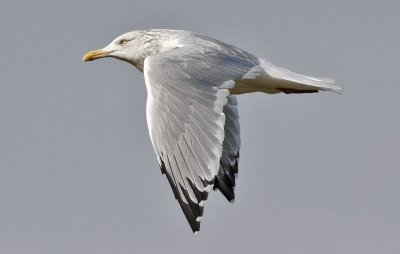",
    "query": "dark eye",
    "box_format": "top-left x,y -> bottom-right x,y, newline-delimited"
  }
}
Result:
120,39 -> 128,44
